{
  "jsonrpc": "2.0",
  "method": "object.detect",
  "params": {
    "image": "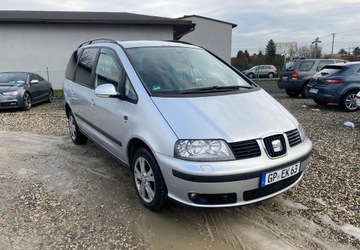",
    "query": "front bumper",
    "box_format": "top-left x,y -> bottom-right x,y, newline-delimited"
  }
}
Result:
0,95 -> 21,109
156,138 -> 312,207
